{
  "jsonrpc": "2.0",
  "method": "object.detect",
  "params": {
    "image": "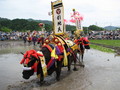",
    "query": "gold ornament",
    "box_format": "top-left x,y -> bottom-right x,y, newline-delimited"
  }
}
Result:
46,39 -> 49,43
55,39 -> 59,42
58,43 -> 61,46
